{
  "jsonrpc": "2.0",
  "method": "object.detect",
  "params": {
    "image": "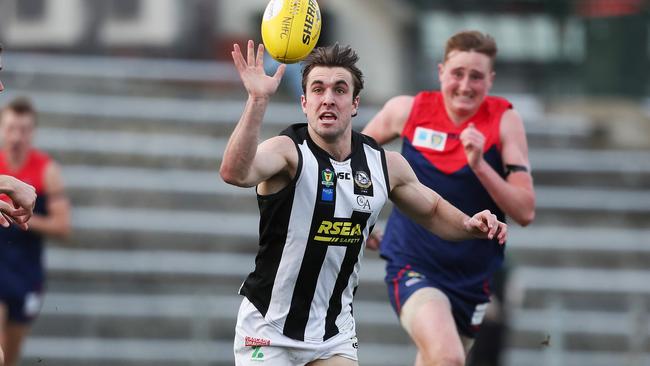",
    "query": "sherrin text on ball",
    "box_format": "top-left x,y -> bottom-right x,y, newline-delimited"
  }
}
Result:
261,0 -> 322,64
